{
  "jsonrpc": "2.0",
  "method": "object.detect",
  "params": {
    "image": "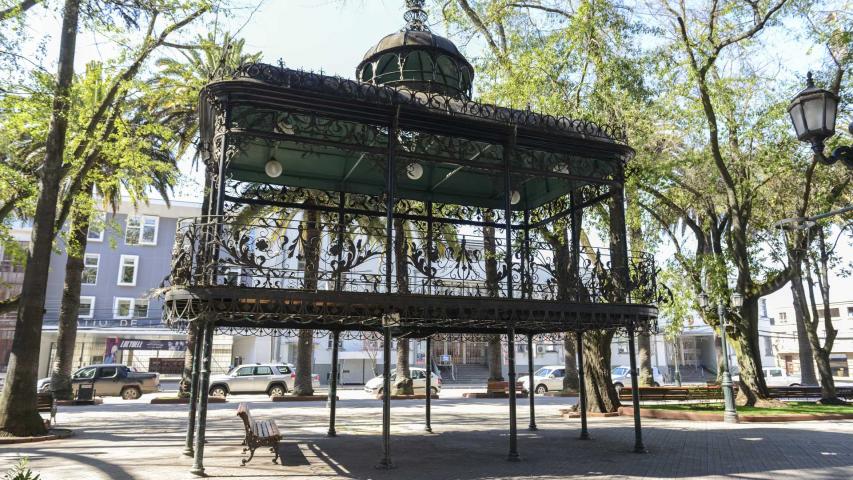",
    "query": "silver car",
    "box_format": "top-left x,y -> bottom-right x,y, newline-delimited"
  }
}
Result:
364,367 -> 442,395
208,363 -> 319,397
